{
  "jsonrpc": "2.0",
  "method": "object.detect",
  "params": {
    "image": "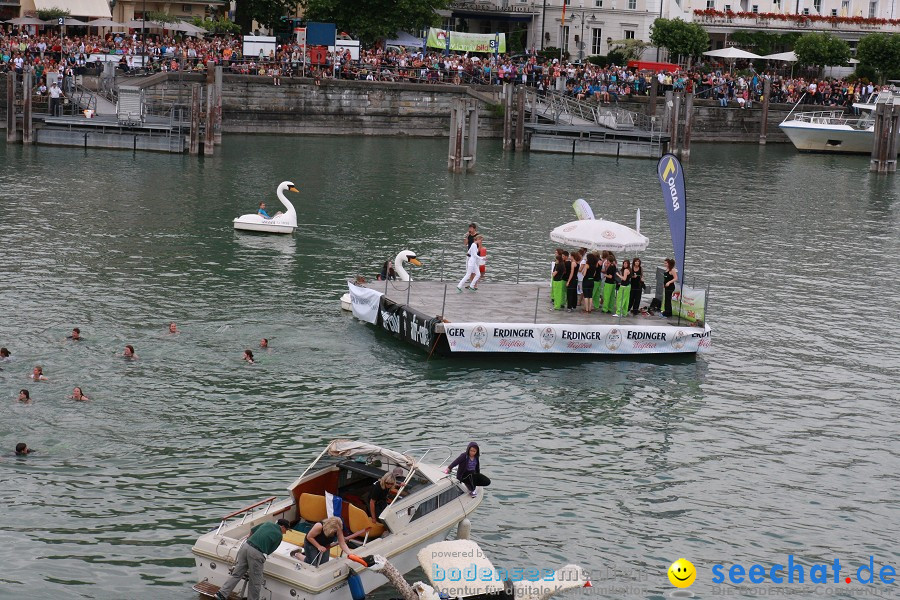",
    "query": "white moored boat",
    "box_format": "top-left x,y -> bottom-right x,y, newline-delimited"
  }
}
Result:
779,89 -> 900,154
191,440 -> 481,600
233,181 -> 299,234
